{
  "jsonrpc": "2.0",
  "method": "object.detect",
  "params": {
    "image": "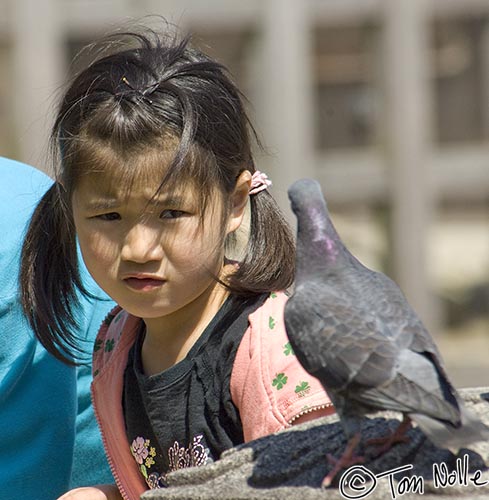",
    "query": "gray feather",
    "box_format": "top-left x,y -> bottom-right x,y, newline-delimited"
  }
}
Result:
285,178 -> 489,452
